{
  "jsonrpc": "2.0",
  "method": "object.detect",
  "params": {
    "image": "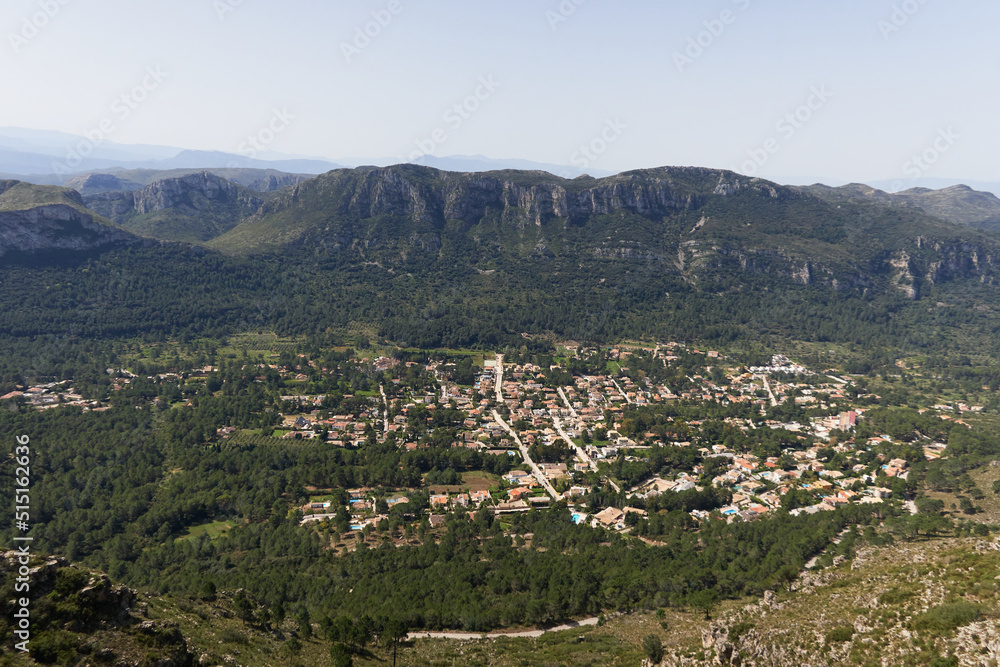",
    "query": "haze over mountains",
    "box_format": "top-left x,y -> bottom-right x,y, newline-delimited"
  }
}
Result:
5,126 -> 993,195
0,127 -> 610,184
